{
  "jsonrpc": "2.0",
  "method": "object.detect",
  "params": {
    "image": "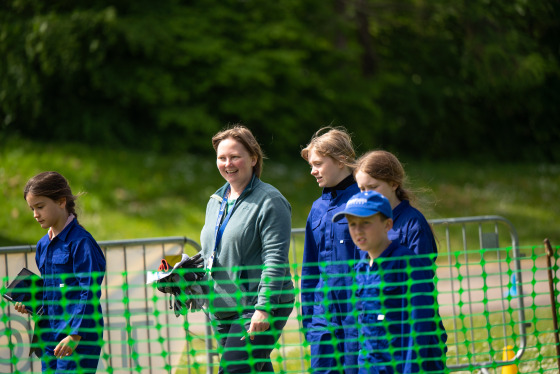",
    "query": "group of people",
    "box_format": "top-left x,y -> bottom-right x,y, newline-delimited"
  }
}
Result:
13,125 -> 446,374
